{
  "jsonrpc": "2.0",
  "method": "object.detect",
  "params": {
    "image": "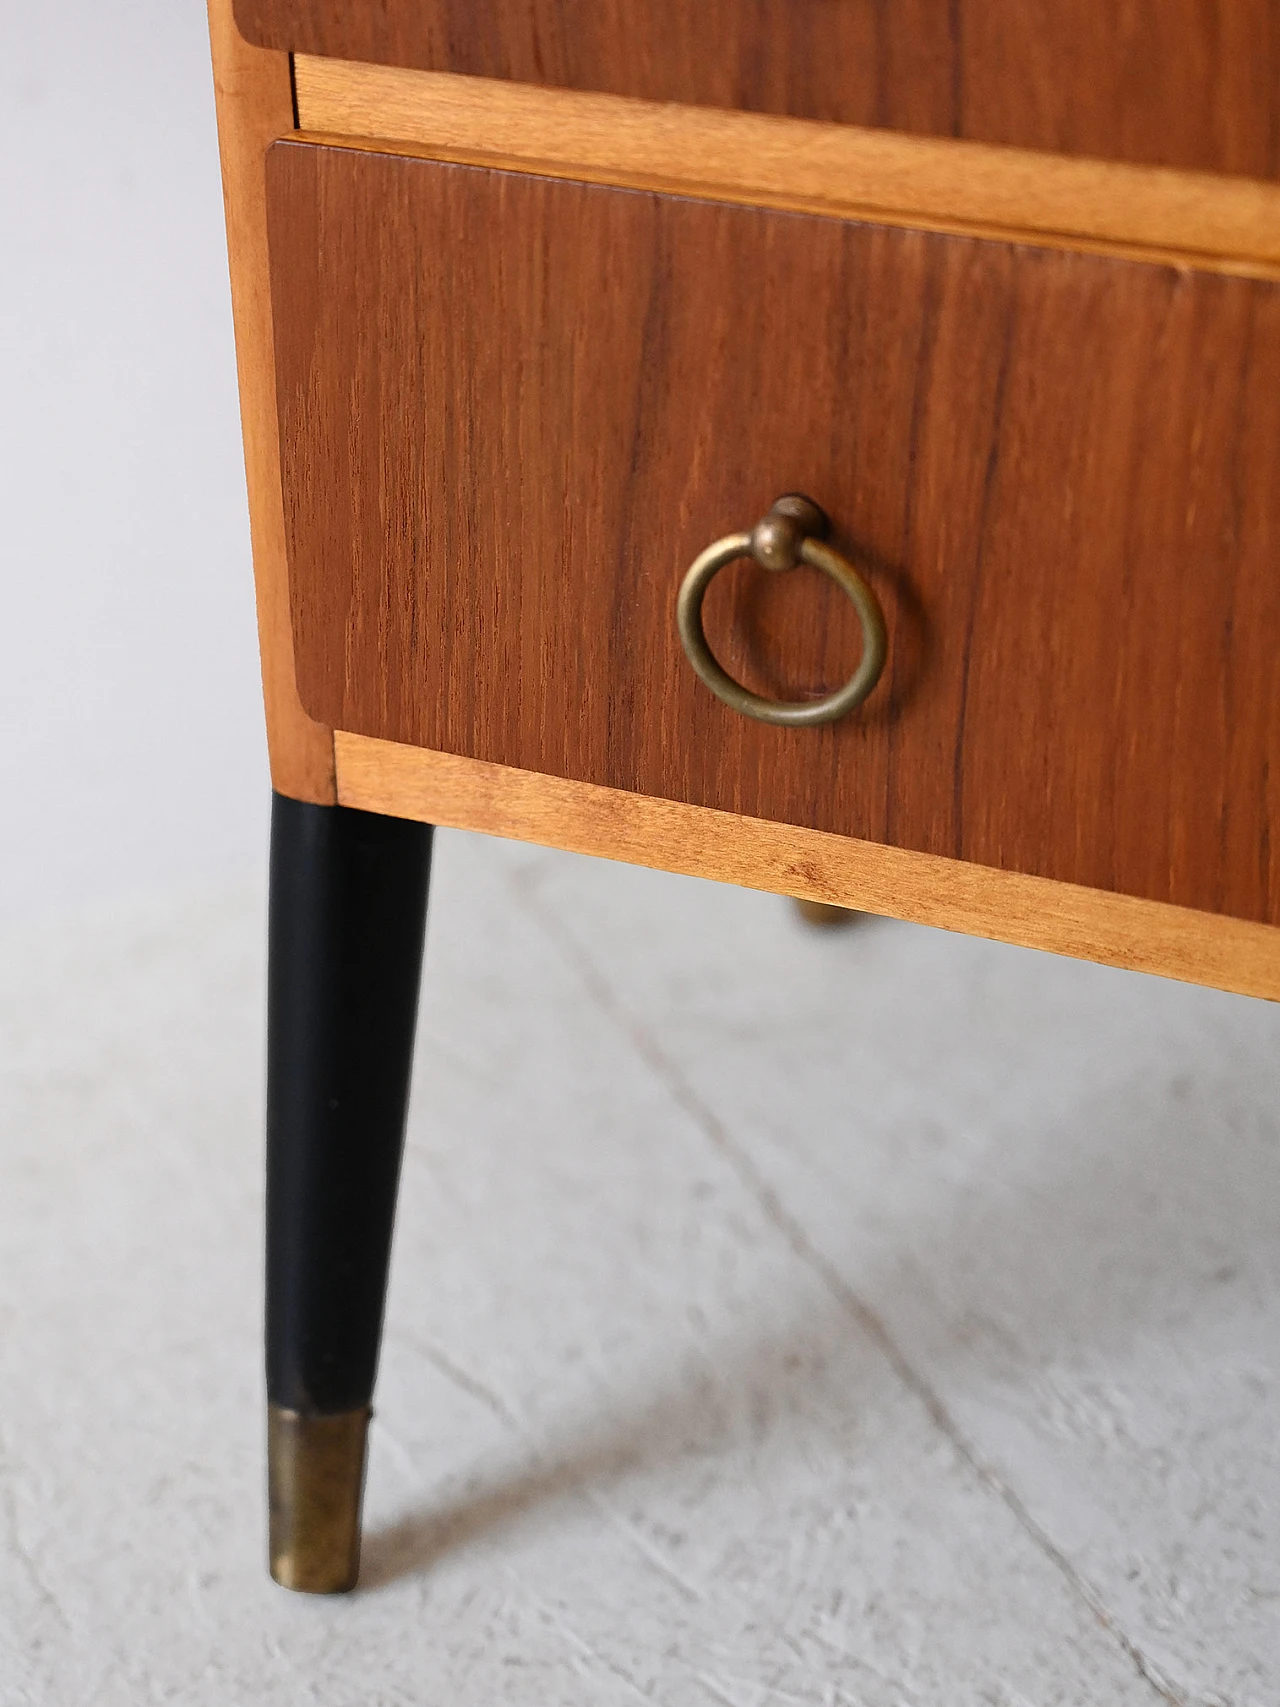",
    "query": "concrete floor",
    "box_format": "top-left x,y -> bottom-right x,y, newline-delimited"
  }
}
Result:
1,831 -> 1276,1705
